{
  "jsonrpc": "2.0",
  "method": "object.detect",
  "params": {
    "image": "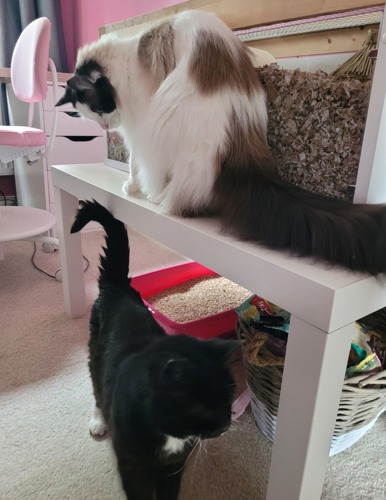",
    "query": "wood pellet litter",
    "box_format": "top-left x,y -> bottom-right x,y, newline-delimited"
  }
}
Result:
147,275 -> 252,323
257,64 -> 371,200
